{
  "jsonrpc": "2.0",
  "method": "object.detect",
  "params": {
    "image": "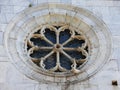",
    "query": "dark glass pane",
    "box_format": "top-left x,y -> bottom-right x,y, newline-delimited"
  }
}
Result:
65,50 -> 86,60
30,38 -> 51,46
85,46 -> 88,52
44,53 -> 56,69
30,50 -> 51,58
44,28 -> 56,43
64,39 -> 85,48
60,53 -> 72,70
59,29 -> 71,44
